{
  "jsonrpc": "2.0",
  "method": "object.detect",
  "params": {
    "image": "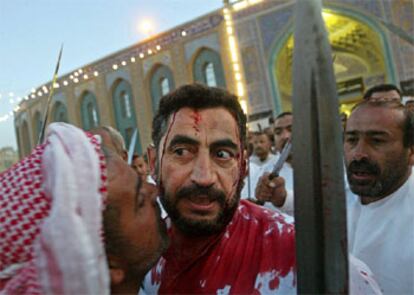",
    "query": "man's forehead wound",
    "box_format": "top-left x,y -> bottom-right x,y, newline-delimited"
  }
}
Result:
190,110 -> 202,132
